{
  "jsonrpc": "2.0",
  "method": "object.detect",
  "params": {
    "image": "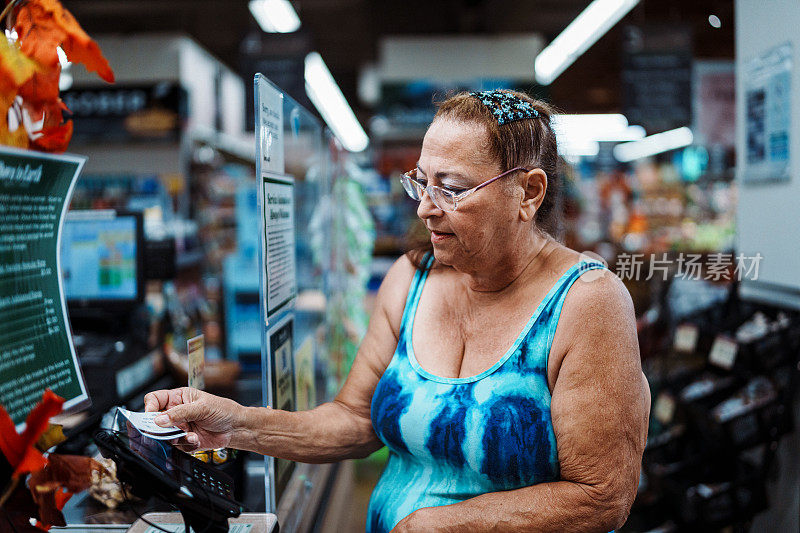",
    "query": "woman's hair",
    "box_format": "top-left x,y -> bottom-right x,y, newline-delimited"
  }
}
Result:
407,89 -> 562,269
